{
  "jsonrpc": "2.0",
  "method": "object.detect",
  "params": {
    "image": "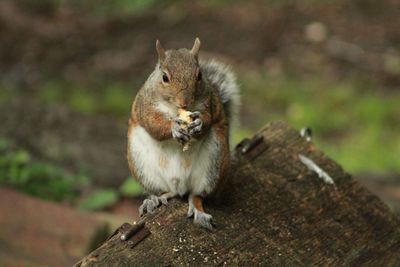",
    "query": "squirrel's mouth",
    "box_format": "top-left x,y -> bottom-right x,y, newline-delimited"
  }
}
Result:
160,95 -> 194,111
